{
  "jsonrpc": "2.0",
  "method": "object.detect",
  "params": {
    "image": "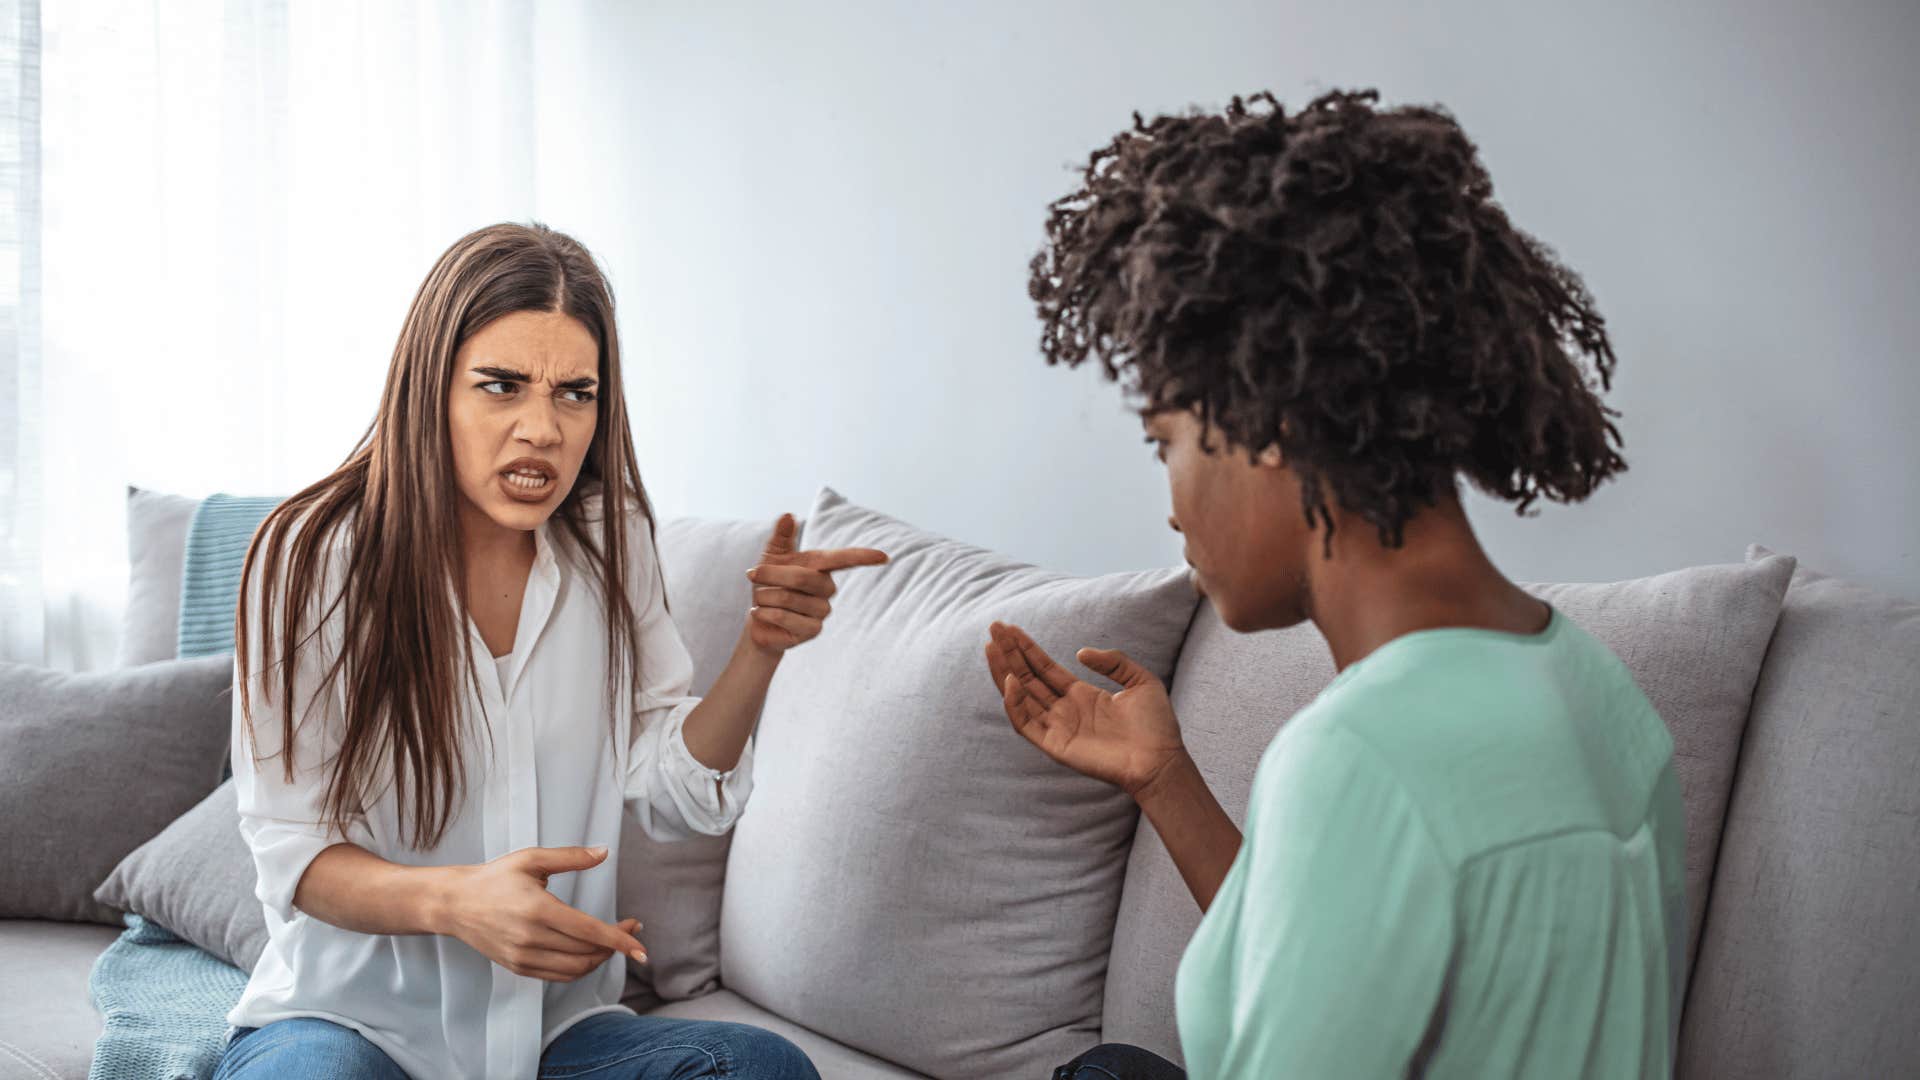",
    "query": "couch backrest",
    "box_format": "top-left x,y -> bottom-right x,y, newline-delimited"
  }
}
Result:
1677,551 -> 1920,1078
1102,556 -> 1796,1065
